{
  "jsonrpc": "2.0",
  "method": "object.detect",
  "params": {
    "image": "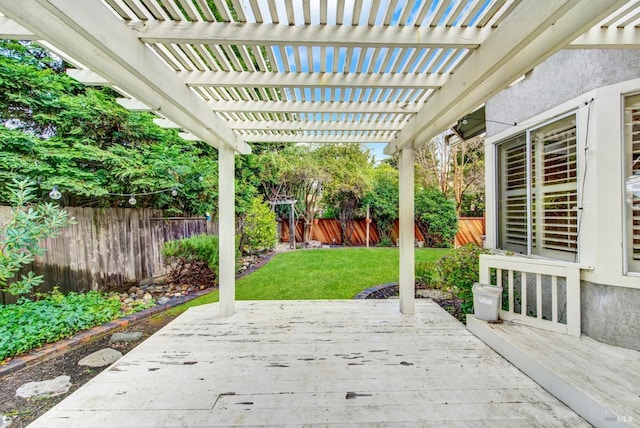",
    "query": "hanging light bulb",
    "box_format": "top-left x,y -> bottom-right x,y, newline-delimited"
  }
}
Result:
171,188 -> 178,196
128,194 -> 137,205
49,185 -> 62,200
